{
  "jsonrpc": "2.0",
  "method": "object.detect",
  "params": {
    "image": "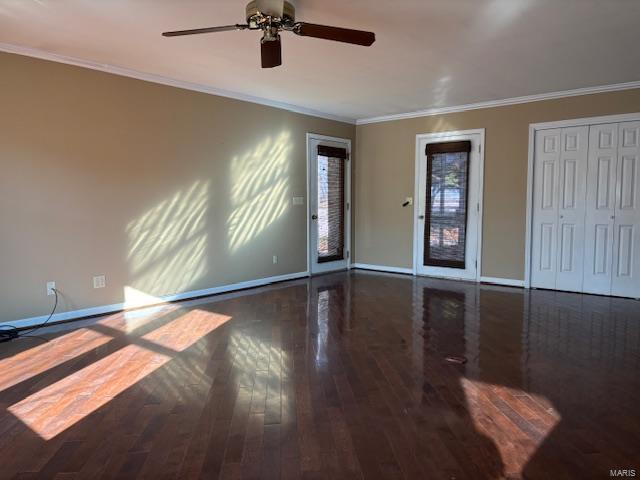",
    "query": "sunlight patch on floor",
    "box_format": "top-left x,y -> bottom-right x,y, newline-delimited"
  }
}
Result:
0,328 -> 112,393
141,308 -> 230,351
460,377 -> 561,477
122,286 -> 167,311
0,303 -> 183,393
9,309 -> 231,440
